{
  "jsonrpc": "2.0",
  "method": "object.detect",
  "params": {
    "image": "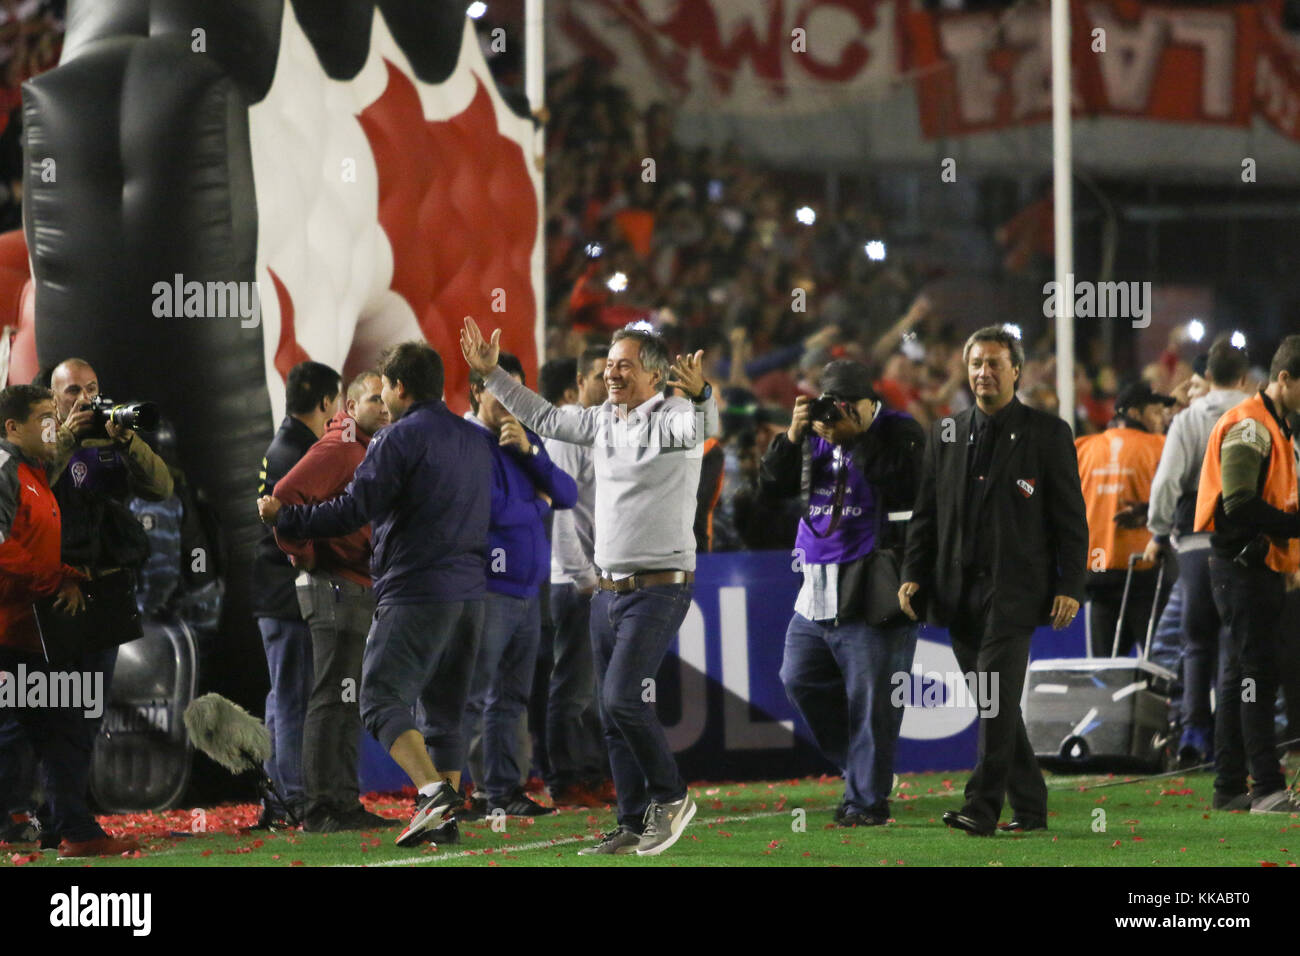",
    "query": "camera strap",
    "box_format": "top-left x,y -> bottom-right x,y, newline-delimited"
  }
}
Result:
801,440 -> 848,540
